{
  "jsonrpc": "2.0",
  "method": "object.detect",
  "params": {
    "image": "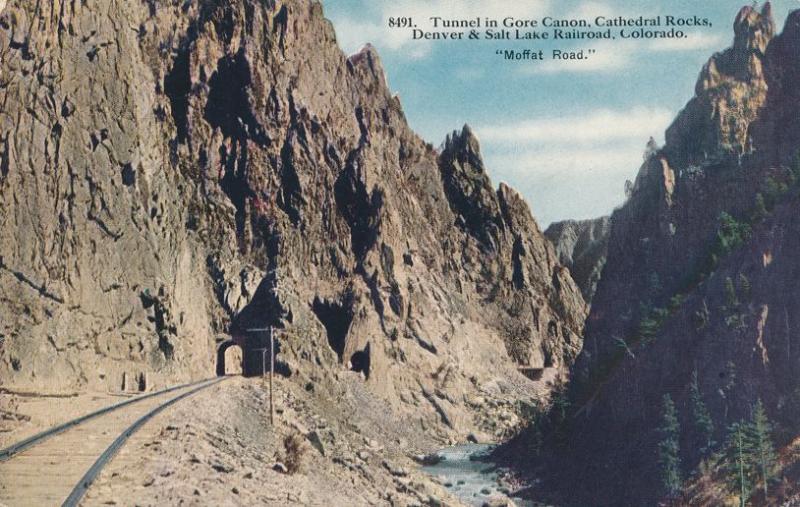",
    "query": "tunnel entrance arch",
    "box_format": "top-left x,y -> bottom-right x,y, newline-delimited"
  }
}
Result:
216,340 -> 243,376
